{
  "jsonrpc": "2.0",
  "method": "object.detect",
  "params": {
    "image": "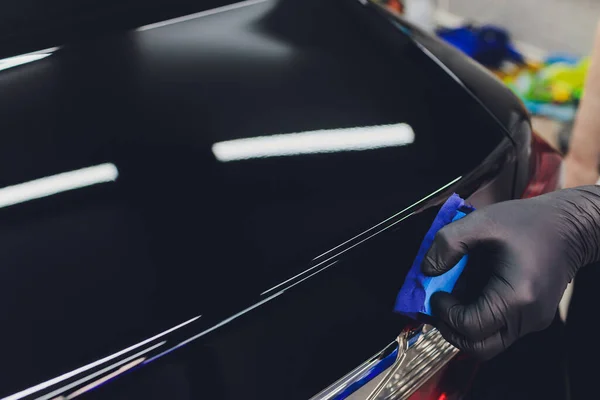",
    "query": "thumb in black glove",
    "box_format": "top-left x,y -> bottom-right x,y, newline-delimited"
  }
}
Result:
422,186 -> 600,360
